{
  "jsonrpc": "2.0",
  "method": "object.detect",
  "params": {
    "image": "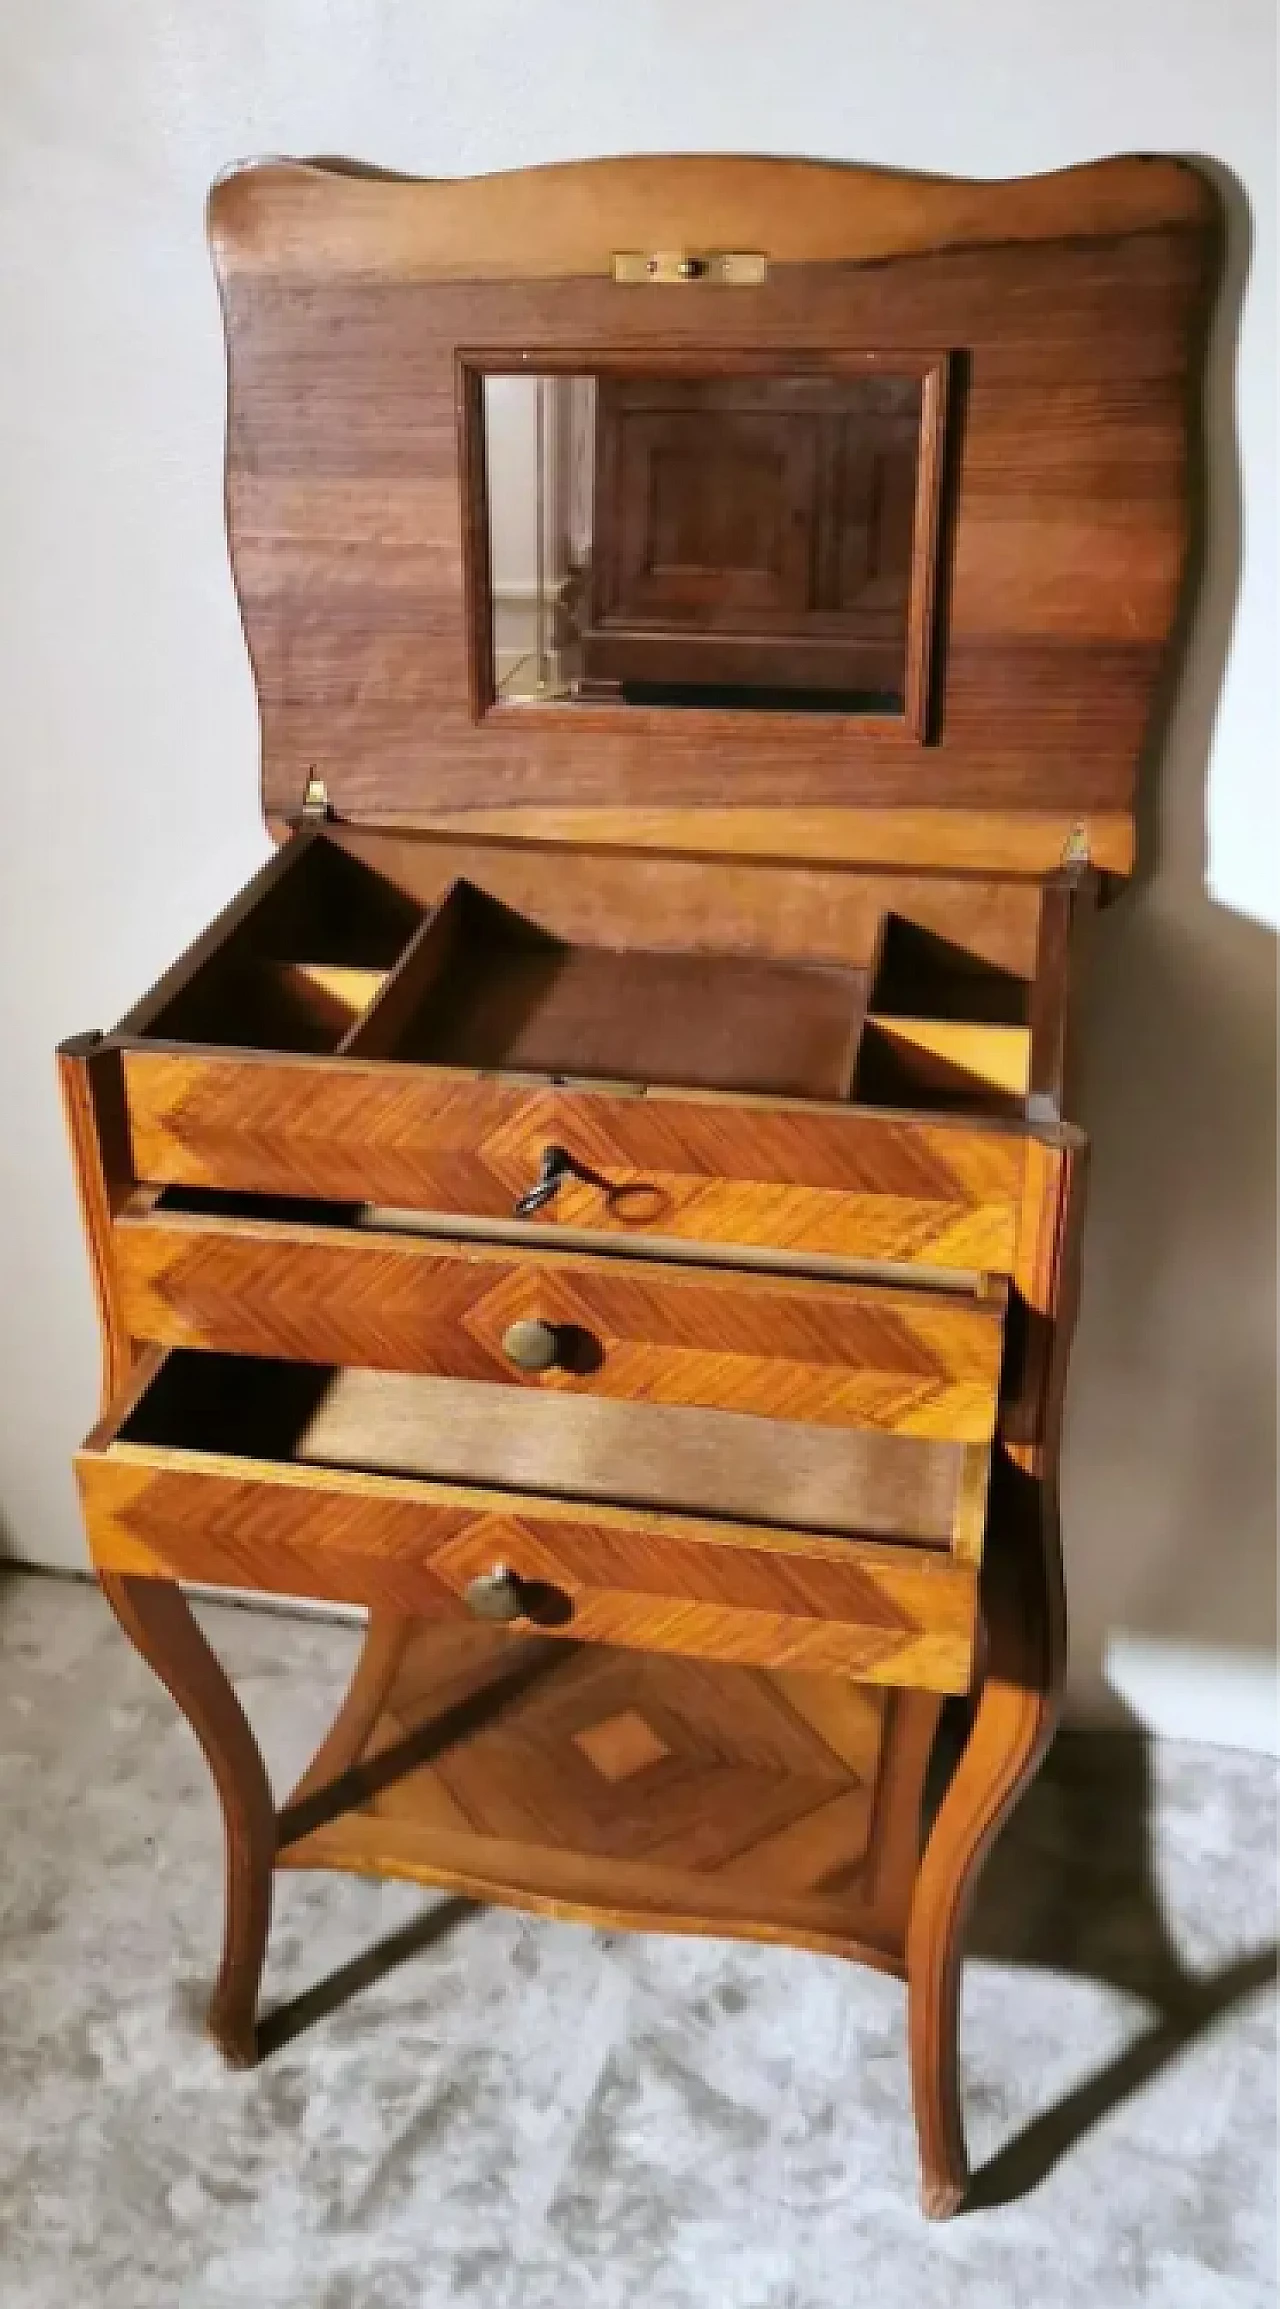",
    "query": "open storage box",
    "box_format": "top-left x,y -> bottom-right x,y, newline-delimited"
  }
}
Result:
119,825 -> 1057,1118
78,1337 -> 992,1690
